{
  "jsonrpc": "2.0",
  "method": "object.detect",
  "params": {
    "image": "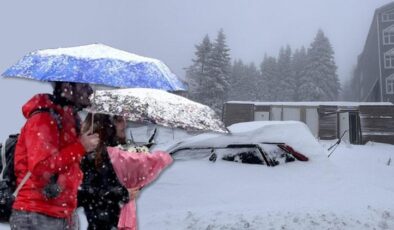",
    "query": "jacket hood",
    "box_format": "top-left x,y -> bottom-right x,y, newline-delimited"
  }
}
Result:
22,94 -> 59,118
